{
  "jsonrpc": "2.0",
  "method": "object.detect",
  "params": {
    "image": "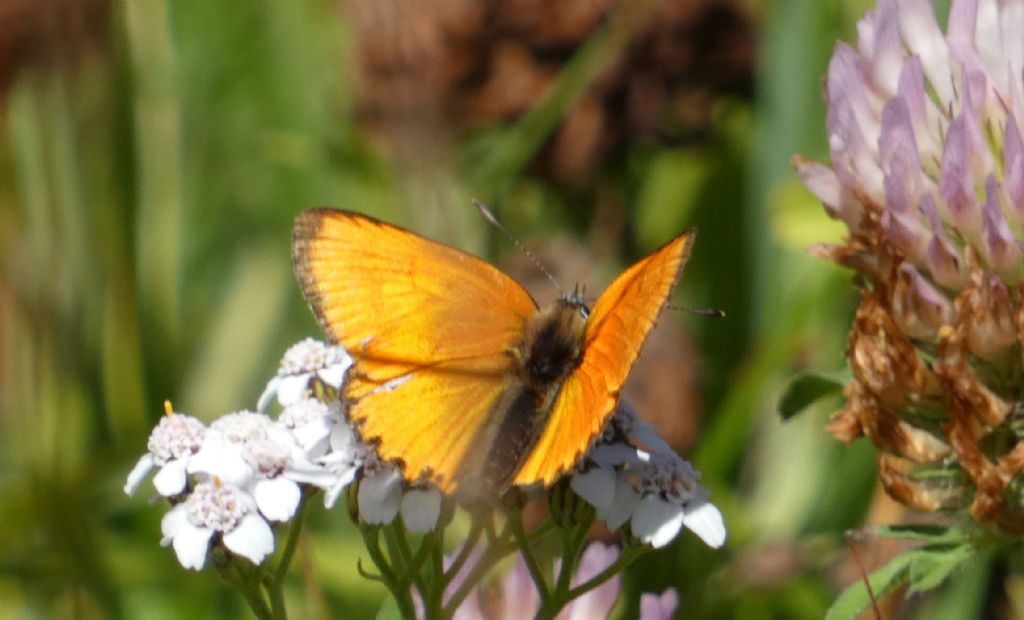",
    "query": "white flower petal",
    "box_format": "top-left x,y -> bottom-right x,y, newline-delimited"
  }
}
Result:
598,478 -> 640,531
322,467 -> 358,509
358,468 -> 403,524
400,488 -> 442,533
164,510 -> 214,571
188,438 -> 253,487
682,500 -> 727,549
632,496 -> 684,549
286,465 -> 341,490
291,420 -> 332,457
317,361 -> 350,388
276,374 -> 312,407
329,420 -> 359,453
588,443 -> 643,467
224,514 -> 275,565
174,526 -> 214,570
256,376 -> 280,413
254,477 -> 301,522
124,454 -> 155,496
571,466 -> 616,509
630,422 -> 674,456
153,459 -> 190,497
160,504 -> 189,543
